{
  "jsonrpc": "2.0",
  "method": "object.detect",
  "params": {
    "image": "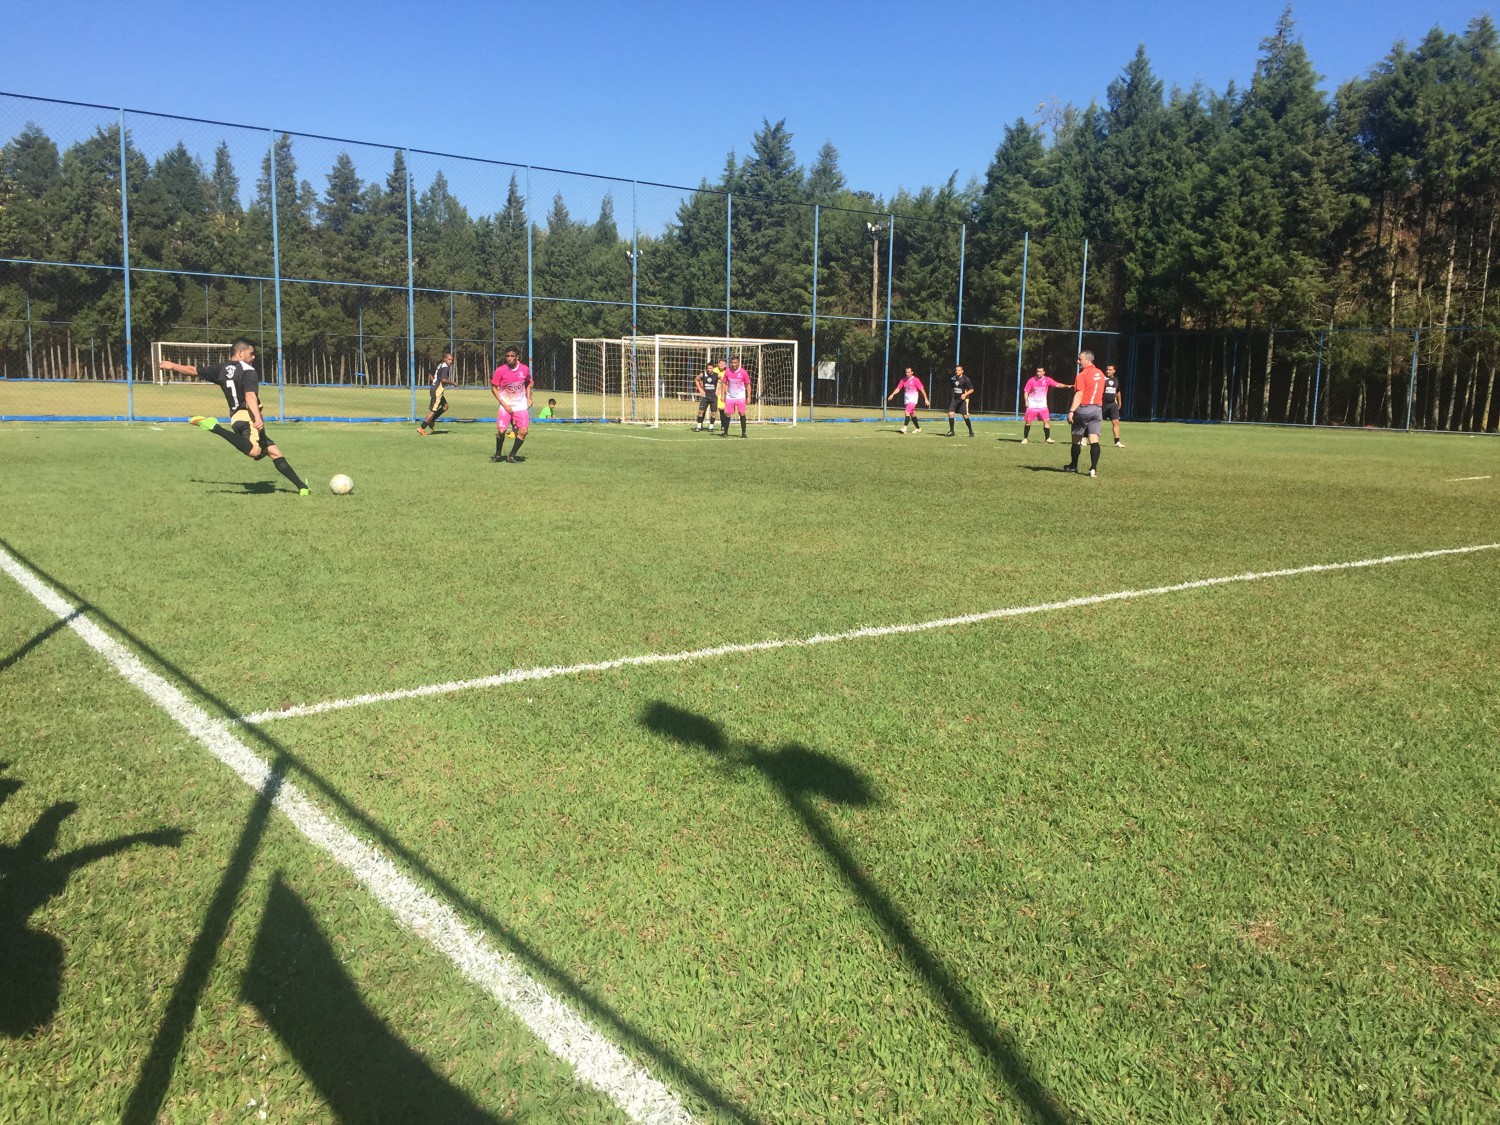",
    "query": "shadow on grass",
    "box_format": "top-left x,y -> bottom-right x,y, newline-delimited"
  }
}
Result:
642,702 -> 1074,1125
0,763 -> 184,1038
242,873 -> 508,1123
0,538 -> 757,1125
1019,464 -> 1073,473
0,611 -> 79,673
188,478 -> 281,496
